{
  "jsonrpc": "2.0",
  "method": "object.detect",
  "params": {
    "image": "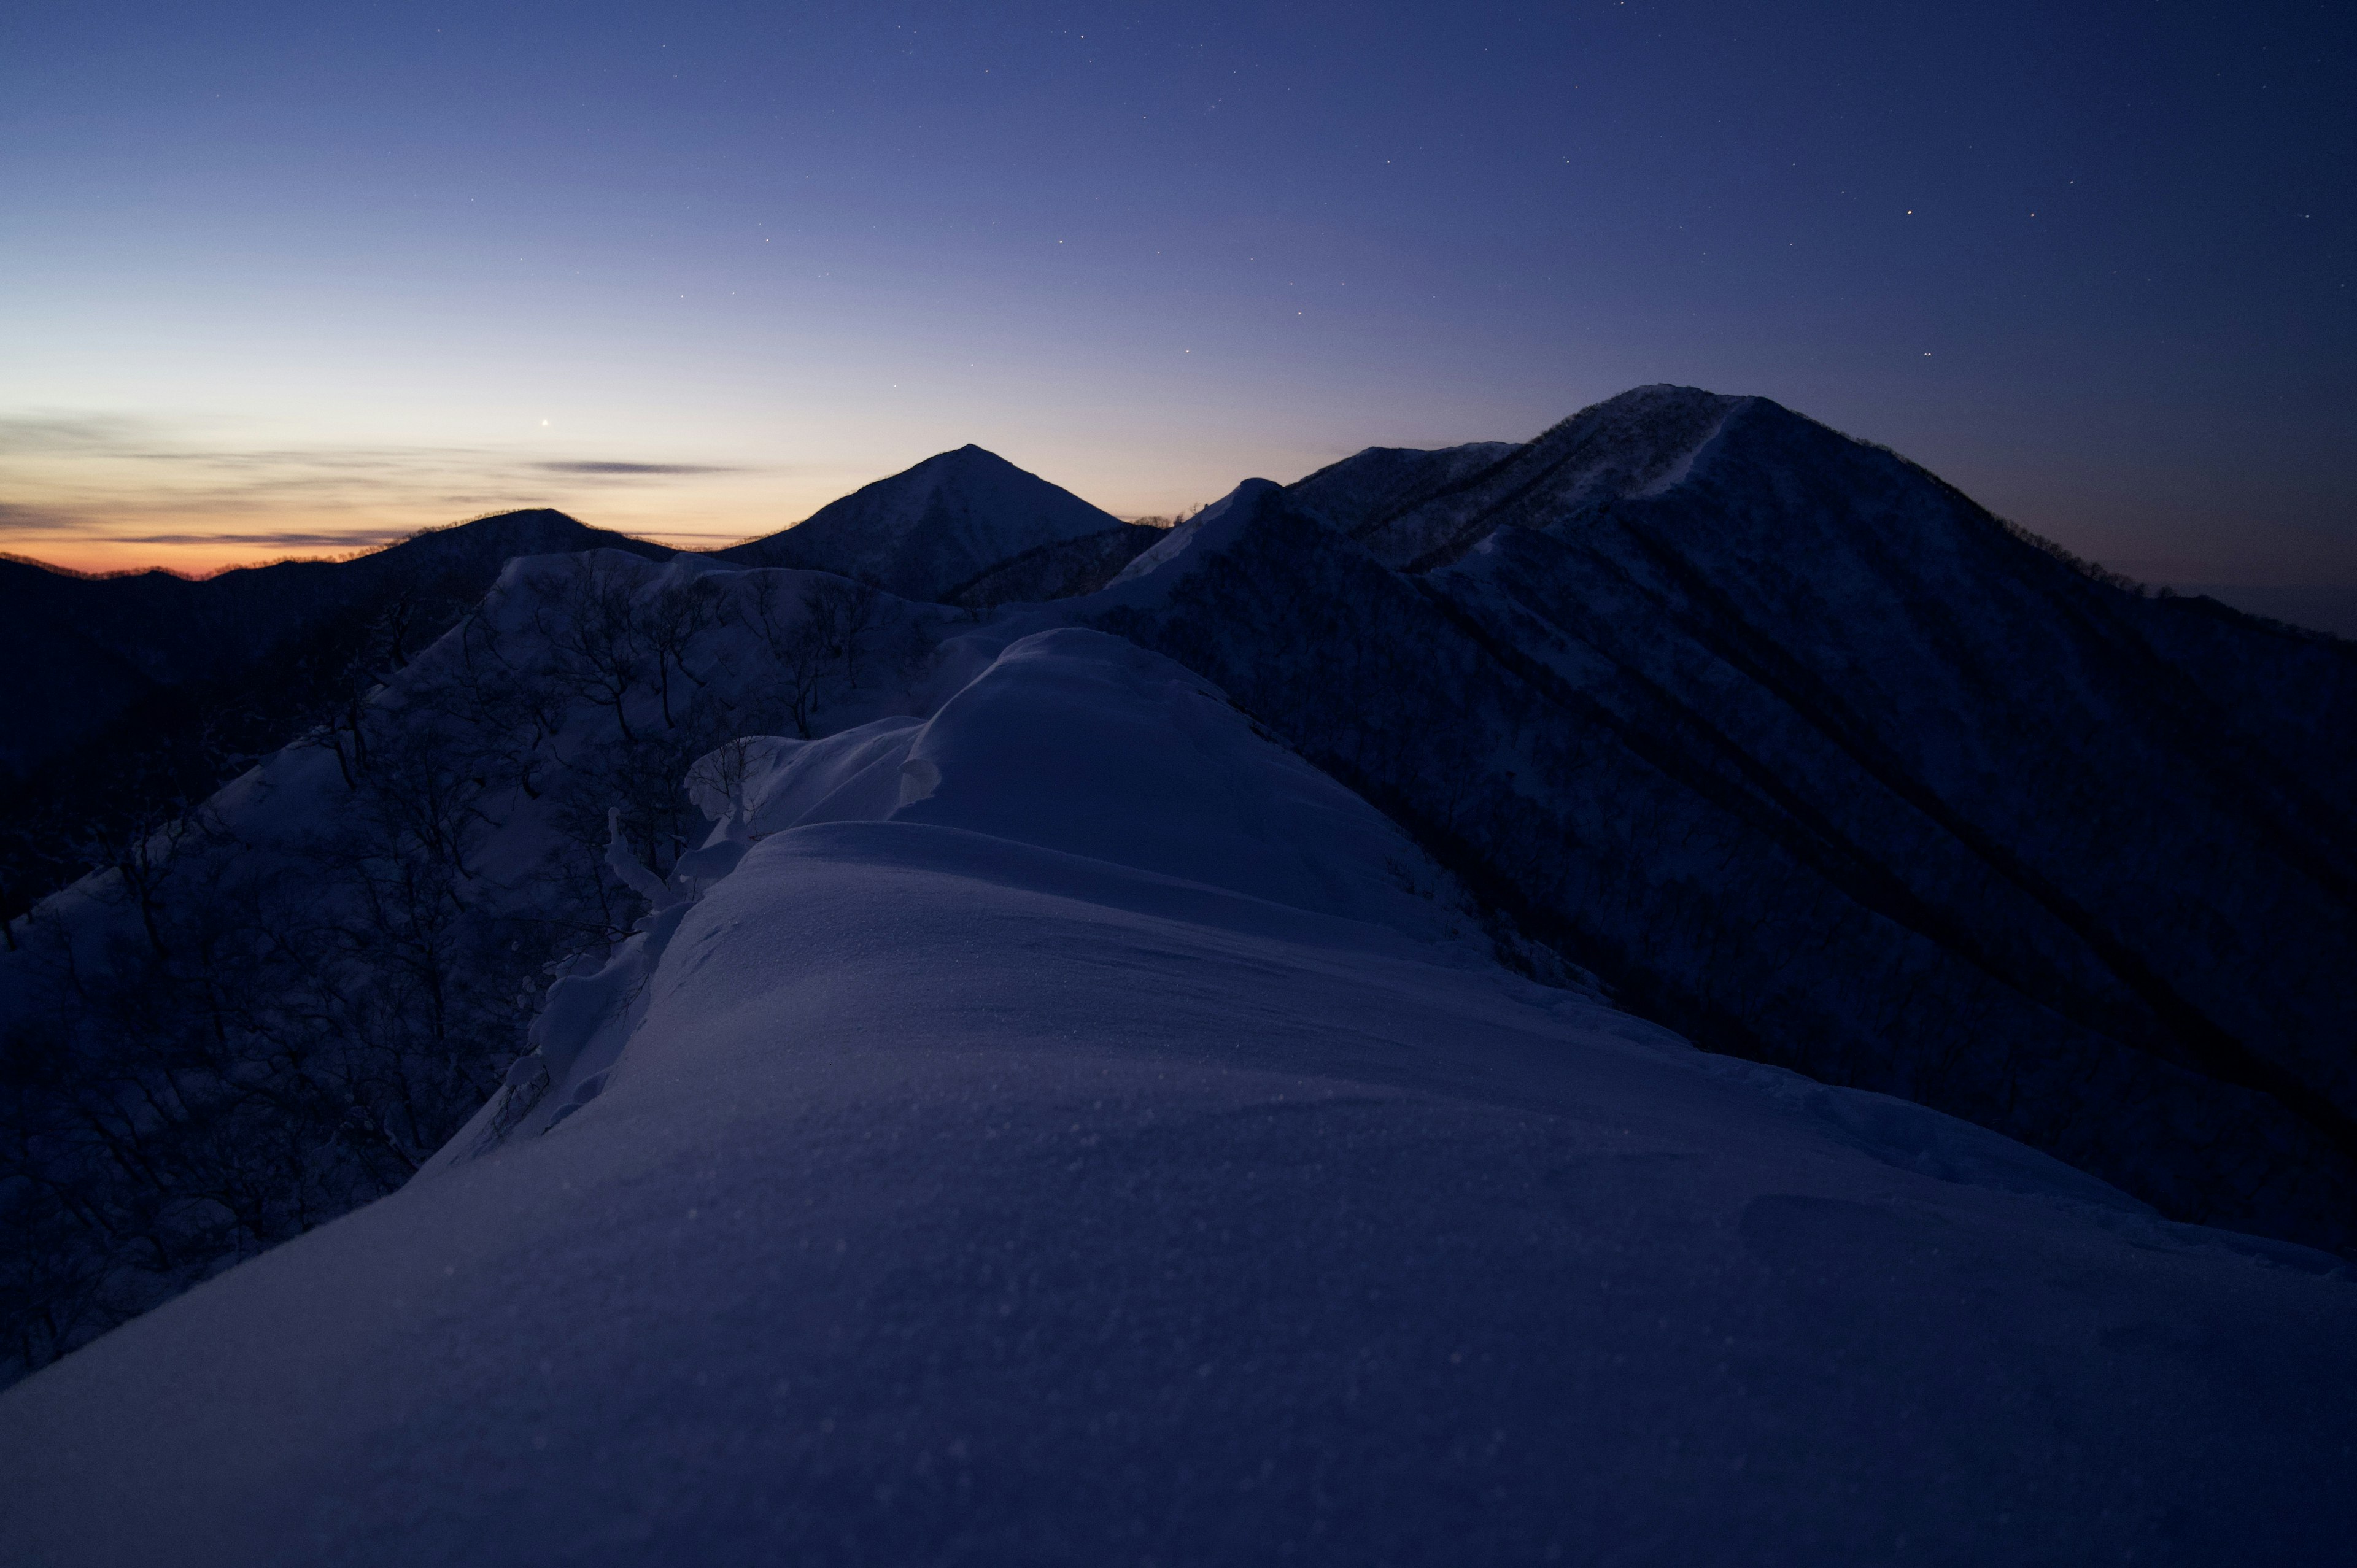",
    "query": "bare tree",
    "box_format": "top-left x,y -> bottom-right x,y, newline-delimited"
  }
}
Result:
812,579 -> 881,689
743,574 -> 834,737
422,611 -> 571,801
642,579 -> 720,728
533,558 -> 649,740
78,800 -> 215,964
684,737 -> 756,832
